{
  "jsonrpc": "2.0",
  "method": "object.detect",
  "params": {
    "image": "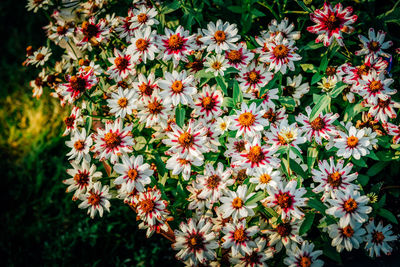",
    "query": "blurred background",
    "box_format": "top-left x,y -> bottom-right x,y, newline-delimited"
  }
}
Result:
0,1 -> 399,266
